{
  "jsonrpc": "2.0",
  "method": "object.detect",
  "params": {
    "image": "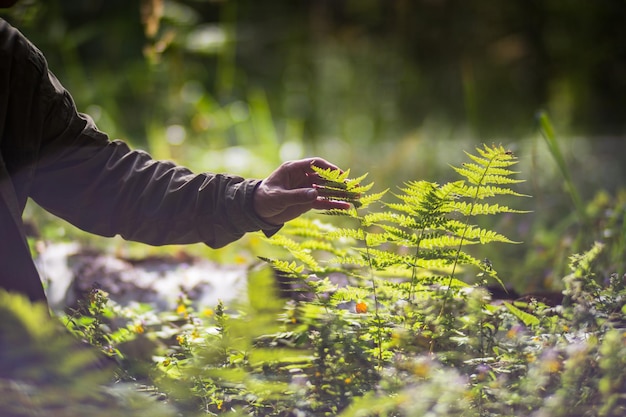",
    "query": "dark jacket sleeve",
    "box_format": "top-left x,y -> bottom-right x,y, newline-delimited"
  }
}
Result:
5,21 -> 279,248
